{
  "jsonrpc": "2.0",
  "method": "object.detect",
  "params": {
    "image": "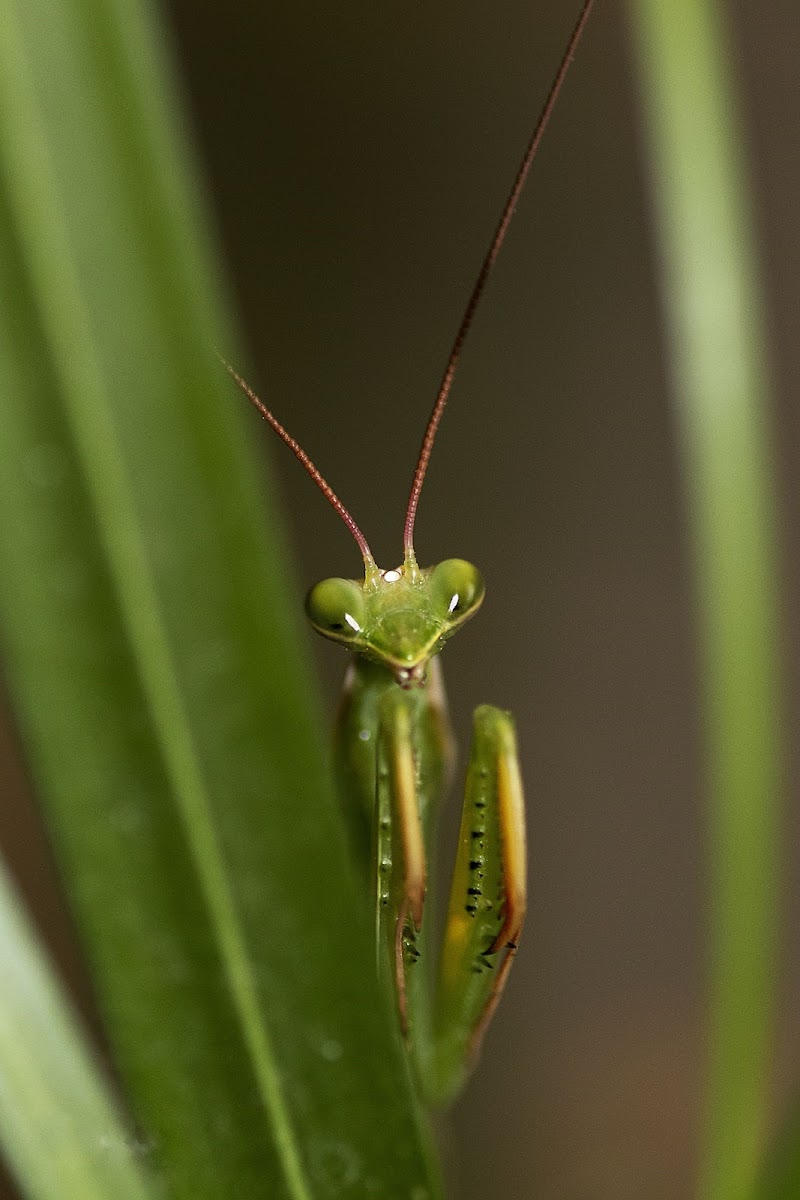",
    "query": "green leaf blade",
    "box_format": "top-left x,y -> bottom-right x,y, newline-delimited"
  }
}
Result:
0,860 -> 158,1200
626,2 -> 784,1198
0,0 -> 440,1195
